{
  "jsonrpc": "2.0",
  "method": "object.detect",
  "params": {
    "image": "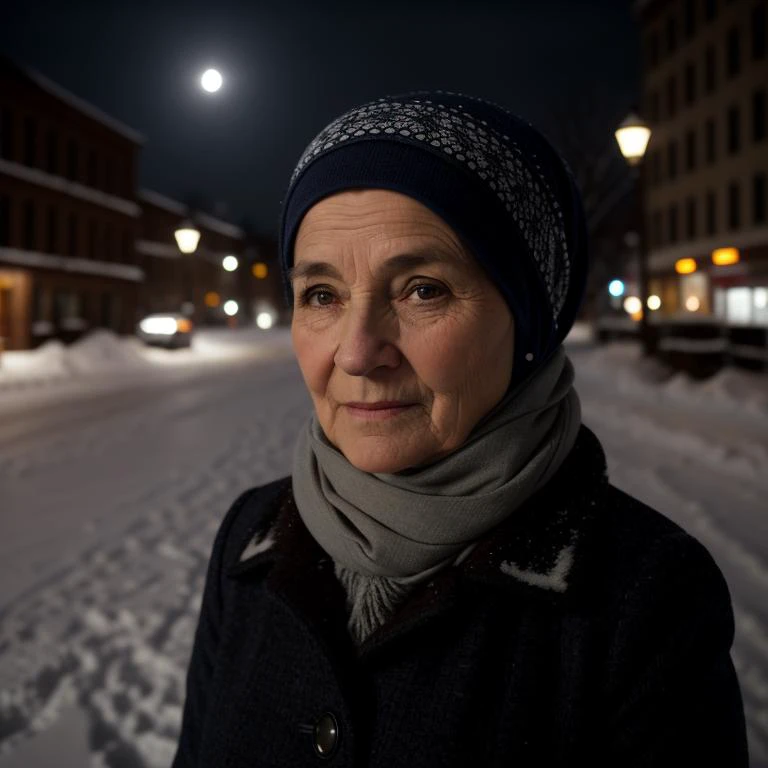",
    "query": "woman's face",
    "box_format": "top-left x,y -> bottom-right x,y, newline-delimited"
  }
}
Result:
291,189 -> 514,474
